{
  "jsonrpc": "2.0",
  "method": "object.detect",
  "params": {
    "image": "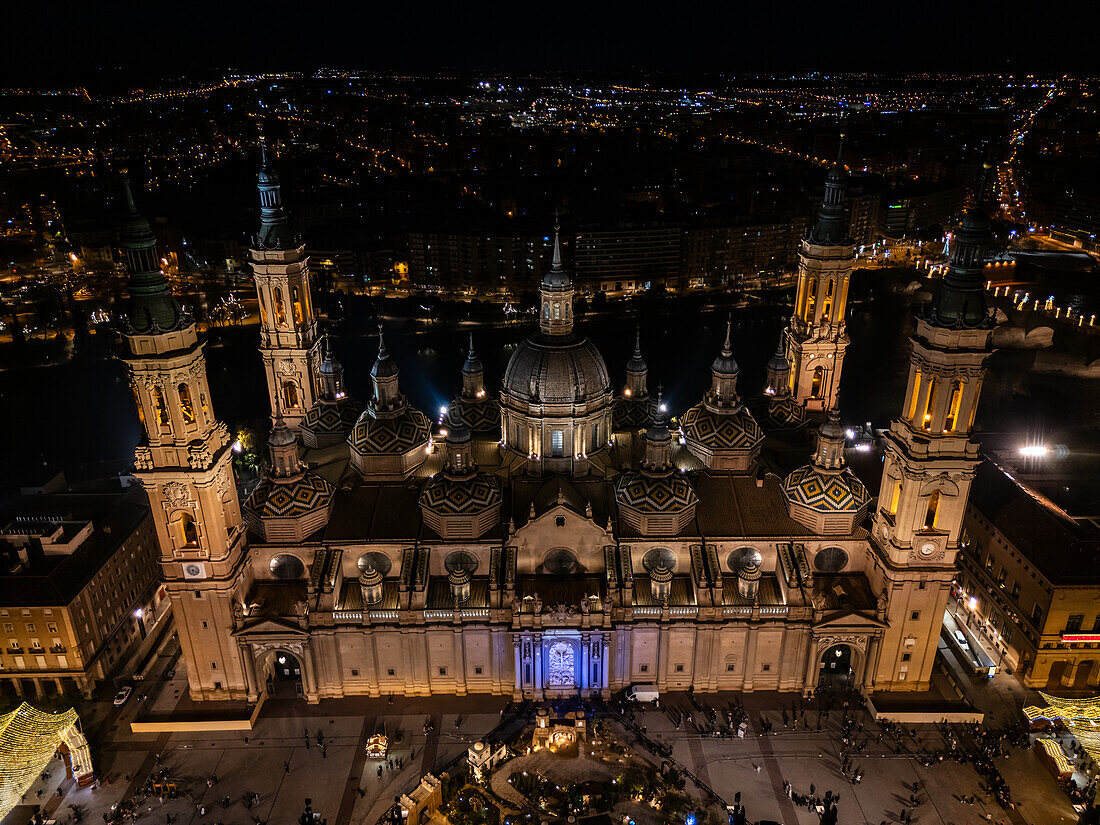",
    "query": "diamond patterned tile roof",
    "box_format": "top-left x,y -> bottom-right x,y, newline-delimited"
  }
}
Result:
245,471 -> 335,519
453,396 -> 501,434
302,397 -> 364,437
763,395 -> 805,431
782,464 -> 870,513
348,406 -> 431,456
613,396 -> 658,430
614,471 -> 698,514
420,473 -> 503,516
680,403 -> 763,452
